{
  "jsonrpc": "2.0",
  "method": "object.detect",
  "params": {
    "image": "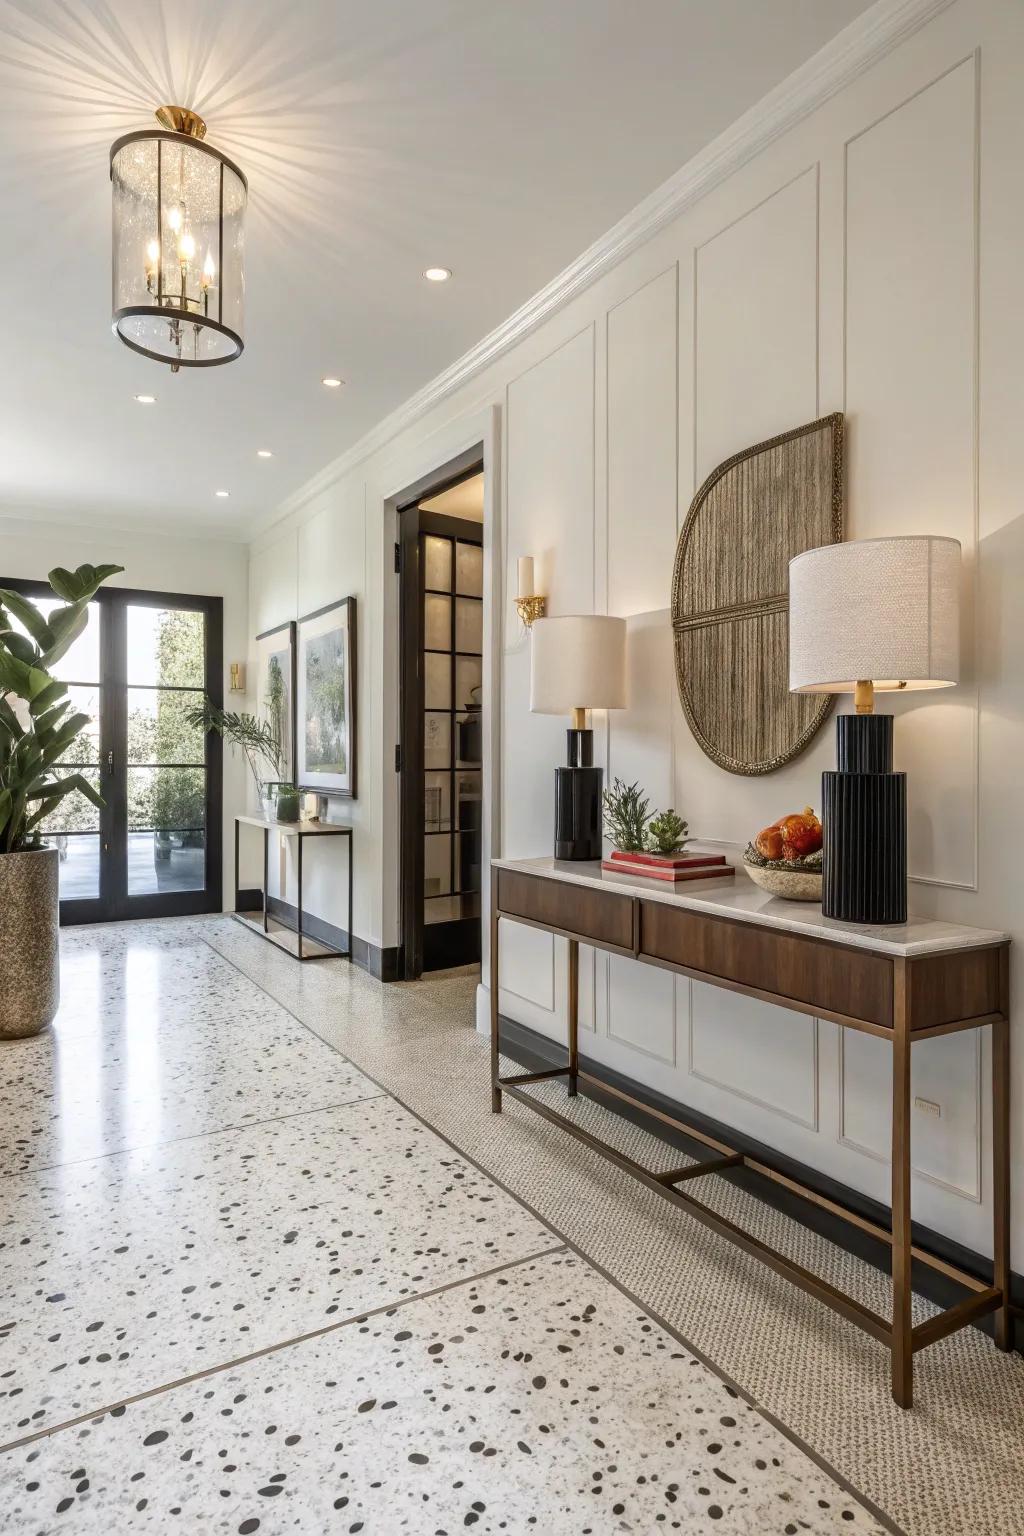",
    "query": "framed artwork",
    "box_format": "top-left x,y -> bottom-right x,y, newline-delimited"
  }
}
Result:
296,597 -> 357,798
254,620 -> 296,784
